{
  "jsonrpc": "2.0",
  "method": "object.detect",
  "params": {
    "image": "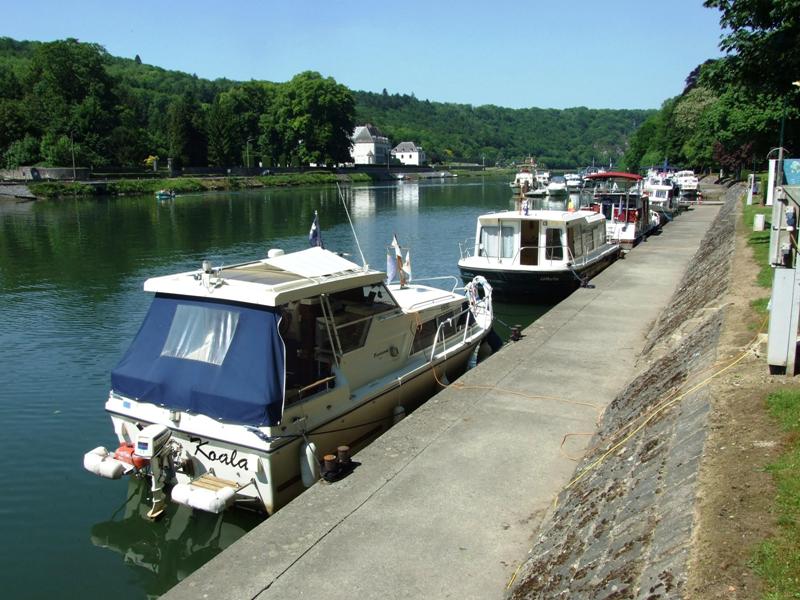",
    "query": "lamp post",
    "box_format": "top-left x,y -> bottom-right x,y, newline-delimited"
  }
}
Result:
70,130 -> 76,182
246,137 -> 255,169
